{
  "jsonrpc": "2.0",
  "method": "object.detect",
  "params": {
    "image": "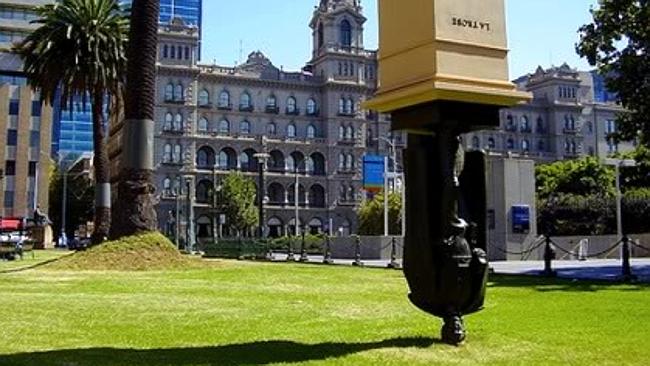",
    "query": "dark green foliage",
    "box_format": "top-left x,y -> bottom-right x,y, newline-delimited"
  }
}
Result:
577,0 -> 650,147
269,234 -> 326,253
536,157 -> 616,199
358,191 -> 402,236
220,172 -> 258,235
538,194 -> 650,235
202,239 -> 268,260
